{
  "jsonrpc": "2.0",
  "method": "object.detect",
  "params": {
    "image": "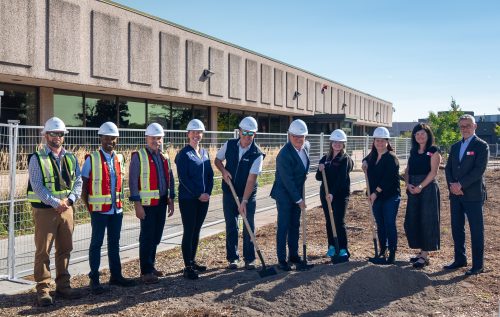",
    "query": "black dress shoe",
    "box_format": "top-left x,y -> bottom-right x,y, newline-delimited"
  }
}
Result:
443,262 -> 467,270
183,266 -> 199,280
192,262 -> 207,272
465,267 -> 484,276
412,257 -> 429,269
278,261 -> 292,271
288,255 -> 302,264
109,276 -> 137,287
